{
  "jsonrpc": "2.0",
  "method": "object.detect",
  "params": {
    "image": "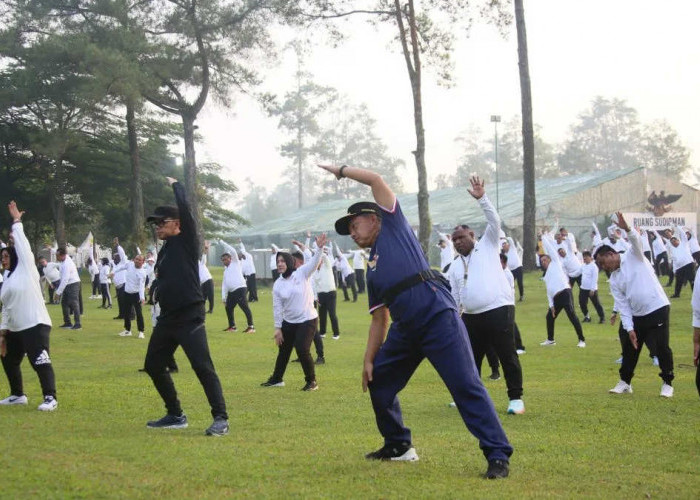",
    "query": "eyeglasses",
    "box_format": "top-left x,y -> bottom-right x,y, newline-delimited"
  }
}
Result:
154,219 -> 176,227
